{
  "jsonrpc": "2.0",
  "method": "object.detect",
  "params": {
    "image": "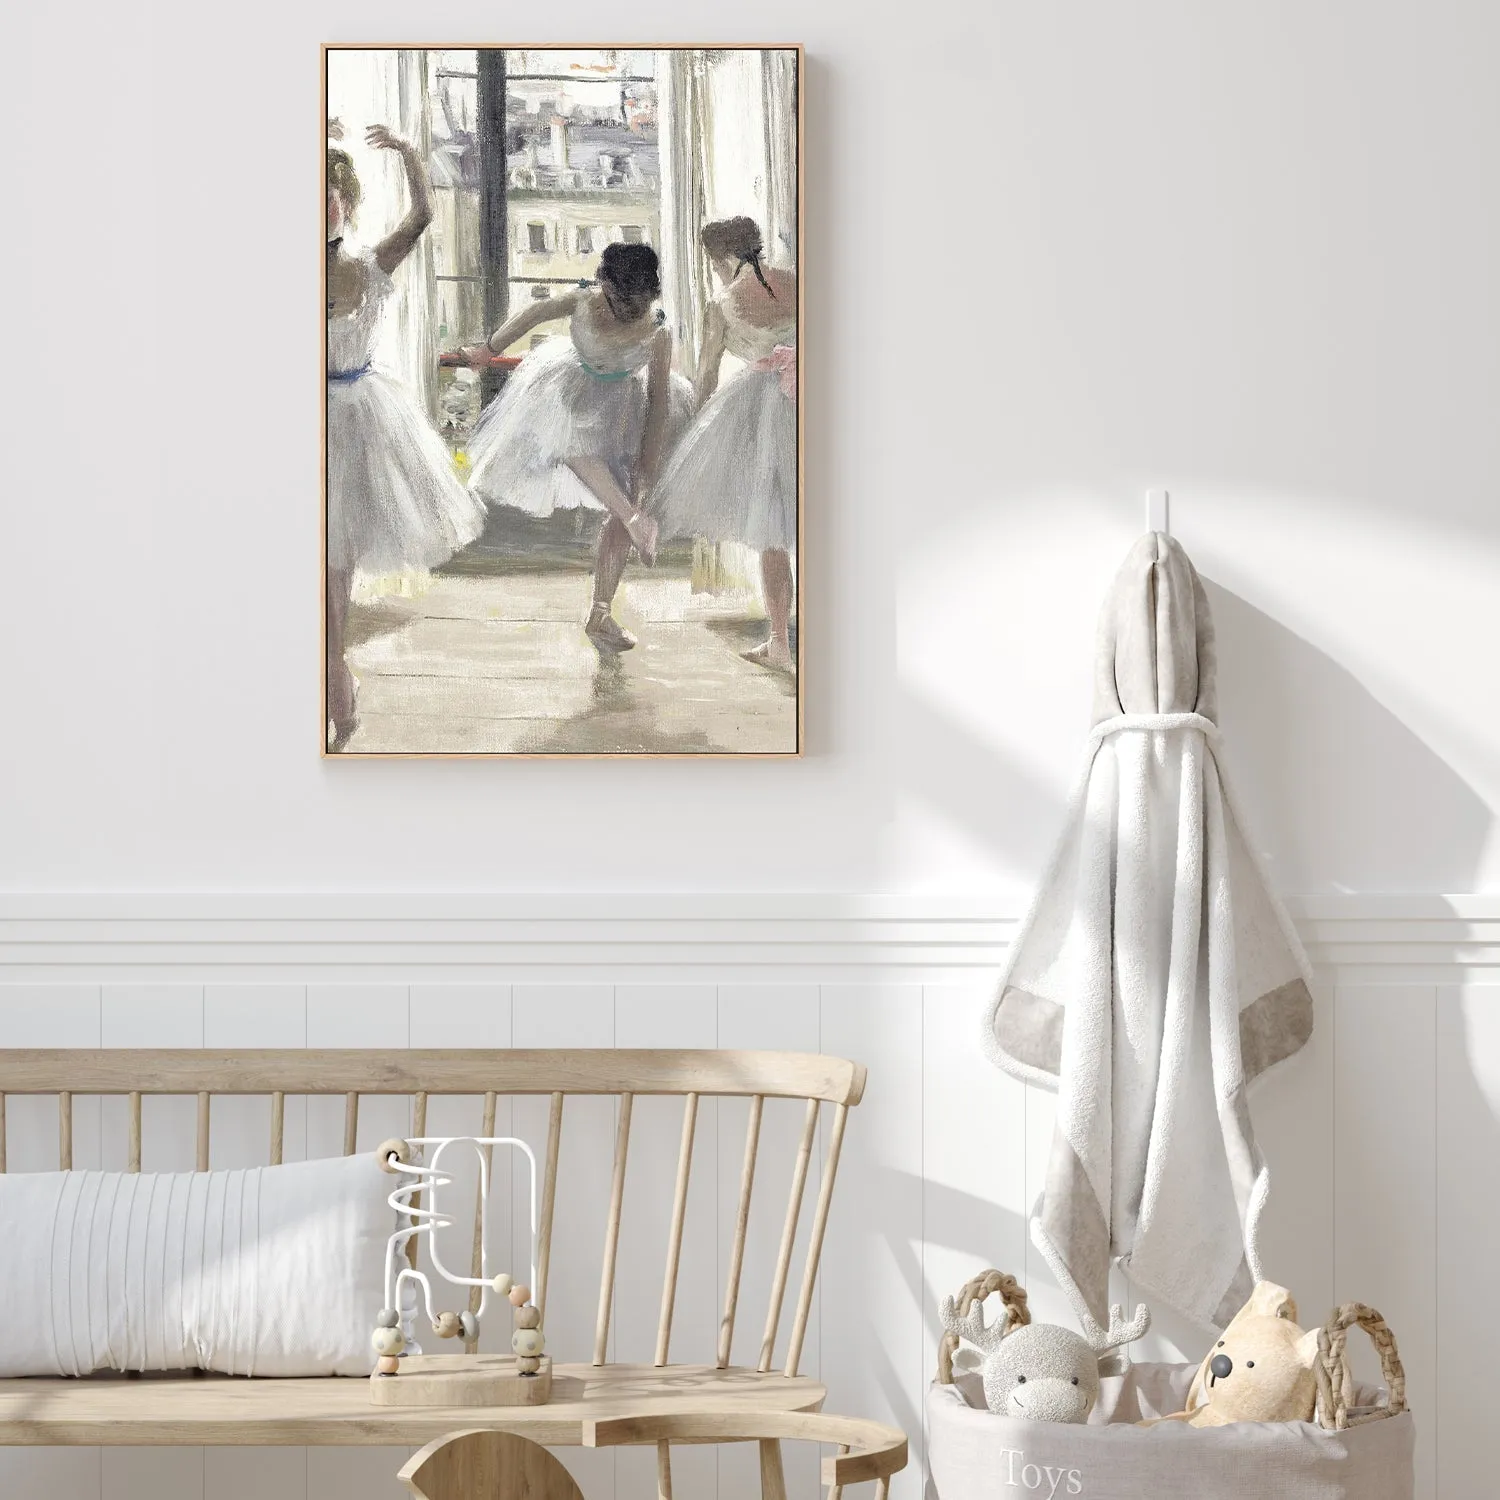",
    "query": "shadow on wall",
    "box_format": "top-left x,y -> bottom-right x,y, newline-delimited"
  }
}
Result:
892,680 -> 1070,884
891,575 -> 1491,893
850,1172 -> 1031,1500
1206,582 -> 1491,891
